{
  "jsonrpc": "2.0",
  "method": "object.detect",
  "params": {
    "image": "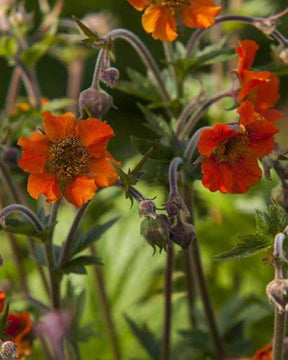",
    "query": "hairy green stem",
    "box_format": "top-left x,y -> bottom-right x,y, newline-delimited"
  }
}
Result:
161,244 -> 174,360
184,184 -> 226,359
59,202 -> 89,267
273,311 -> 286,360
